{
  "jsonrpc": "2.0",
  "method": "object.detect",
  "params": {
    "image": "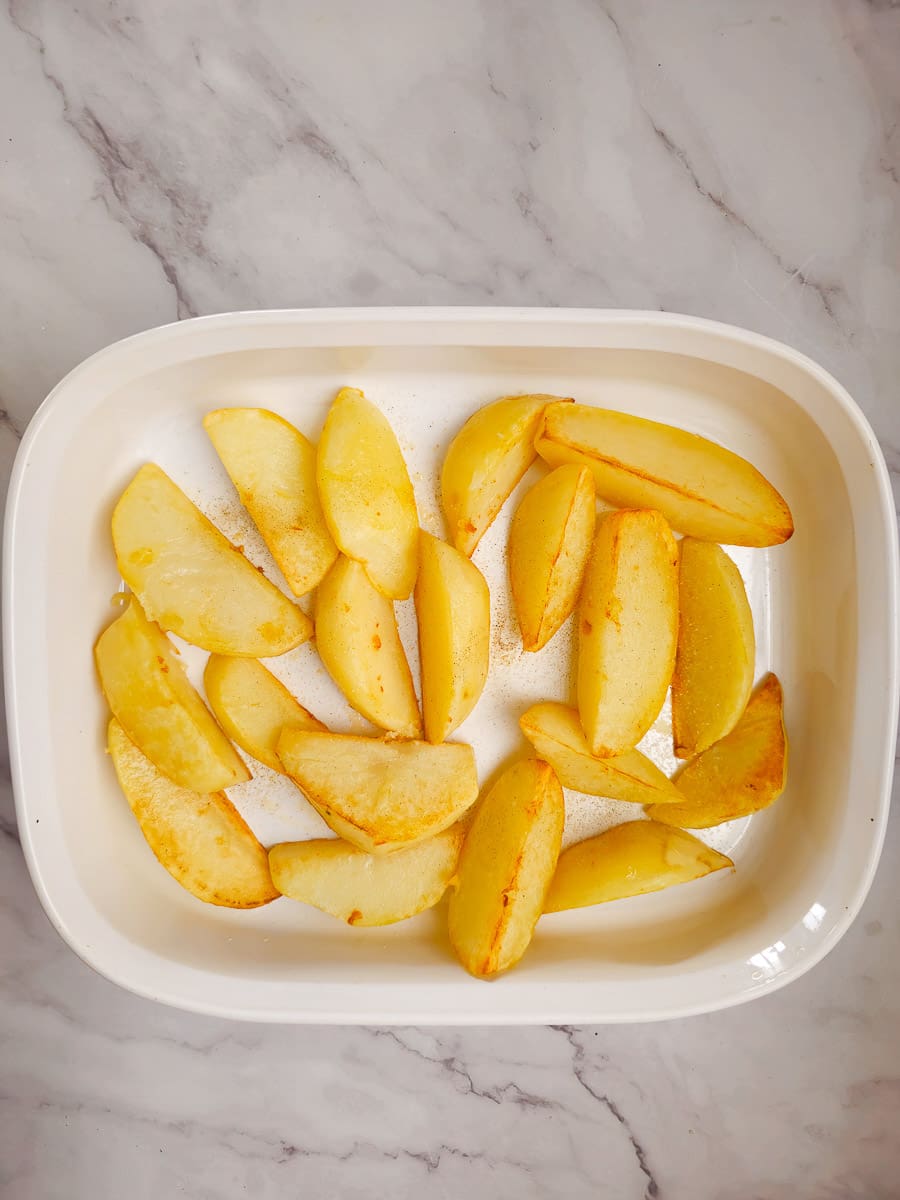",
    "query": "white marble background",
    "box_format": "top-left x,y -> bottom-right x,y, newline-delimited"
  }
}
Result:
1,1 -> 899,1197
